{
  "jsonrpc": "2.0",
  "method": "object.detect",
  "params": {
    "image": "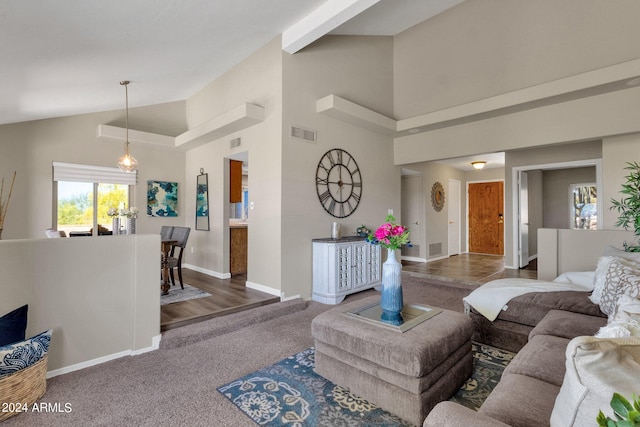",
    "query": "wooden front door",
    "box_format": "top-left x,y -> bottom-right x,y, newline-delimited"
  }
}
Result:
468,181 -> 504,255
